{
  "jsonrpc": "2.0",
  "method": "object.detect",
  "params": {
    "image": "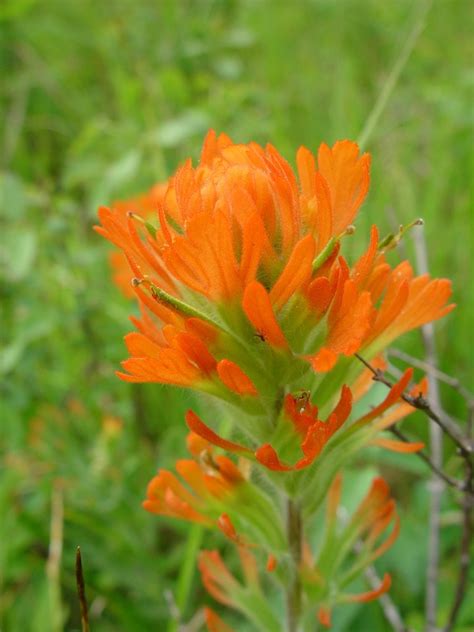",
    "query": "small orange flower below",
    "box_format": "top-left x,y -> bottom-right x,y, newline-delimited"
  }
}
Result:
311,475 -> 399,628
143,433 -> 243,525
